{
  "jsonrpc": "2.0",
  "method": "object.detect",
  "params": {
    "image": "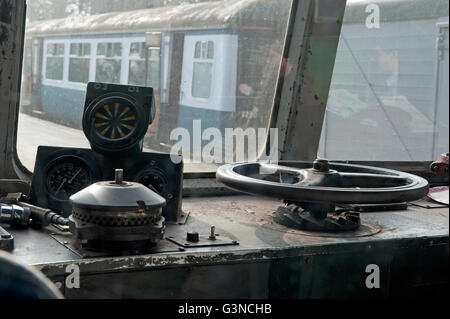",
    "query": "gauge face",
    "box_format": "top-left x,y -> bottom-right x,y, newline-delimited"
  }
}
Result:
135,168 -> 168,195
93,100 -> 137,141
45,157 -> 92,201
